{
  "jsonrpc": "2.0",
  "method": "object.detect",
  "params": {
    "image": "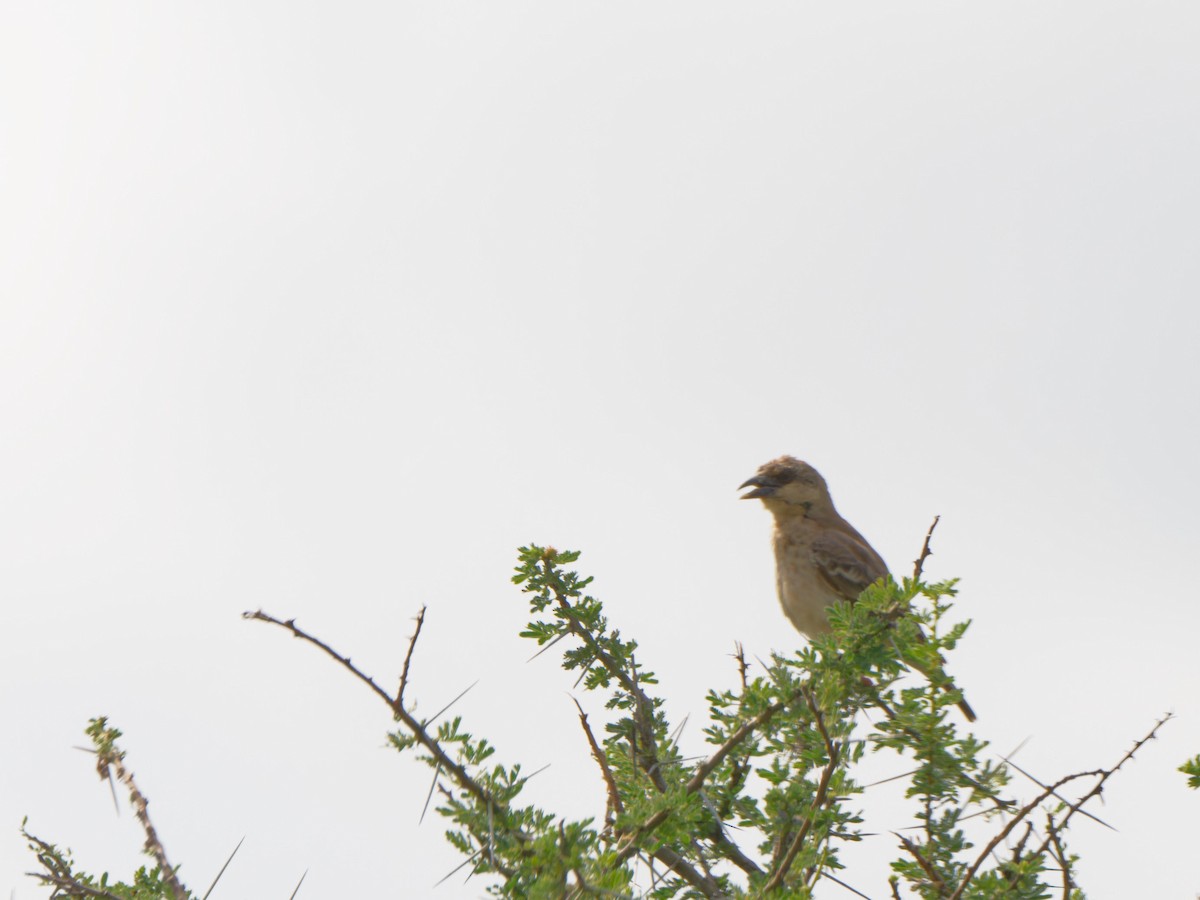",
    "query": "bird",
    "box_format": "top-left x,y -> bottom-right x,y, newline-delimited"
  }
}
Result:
740,455 -> 976,722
